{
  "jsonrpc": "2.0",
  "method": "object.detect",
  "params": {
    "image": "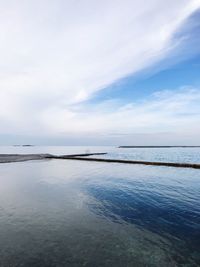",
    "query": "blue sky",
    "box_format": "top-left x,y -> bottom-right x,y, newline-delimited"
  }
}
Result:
90,55 -> 200,105
91,10 -> 200,105
0,0 -> 200,145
